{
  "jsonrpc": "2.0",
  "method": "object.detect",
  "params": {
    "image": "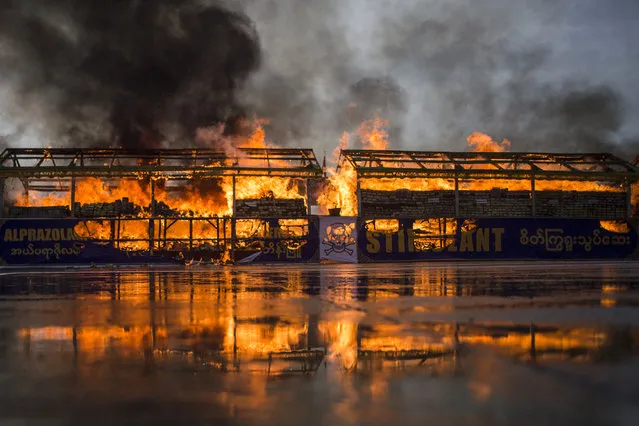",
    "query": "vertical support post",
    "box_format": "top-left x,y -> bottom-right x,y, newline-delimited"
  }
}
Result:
305,178 -> 311,216
531,176 -> 537,218
0,178 -> 5,218
70,177 -> 76,217
626,180 -> 633,218
160,220 -> 165,250
110,220 -> 116,246
216,218 -> 221,250
356,178 -> 362,217
454,176 -> 460,218
231,176 -> 237,263
149,178 -> 155,253
116,218 -> 121,249
222,218 -> 227,252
